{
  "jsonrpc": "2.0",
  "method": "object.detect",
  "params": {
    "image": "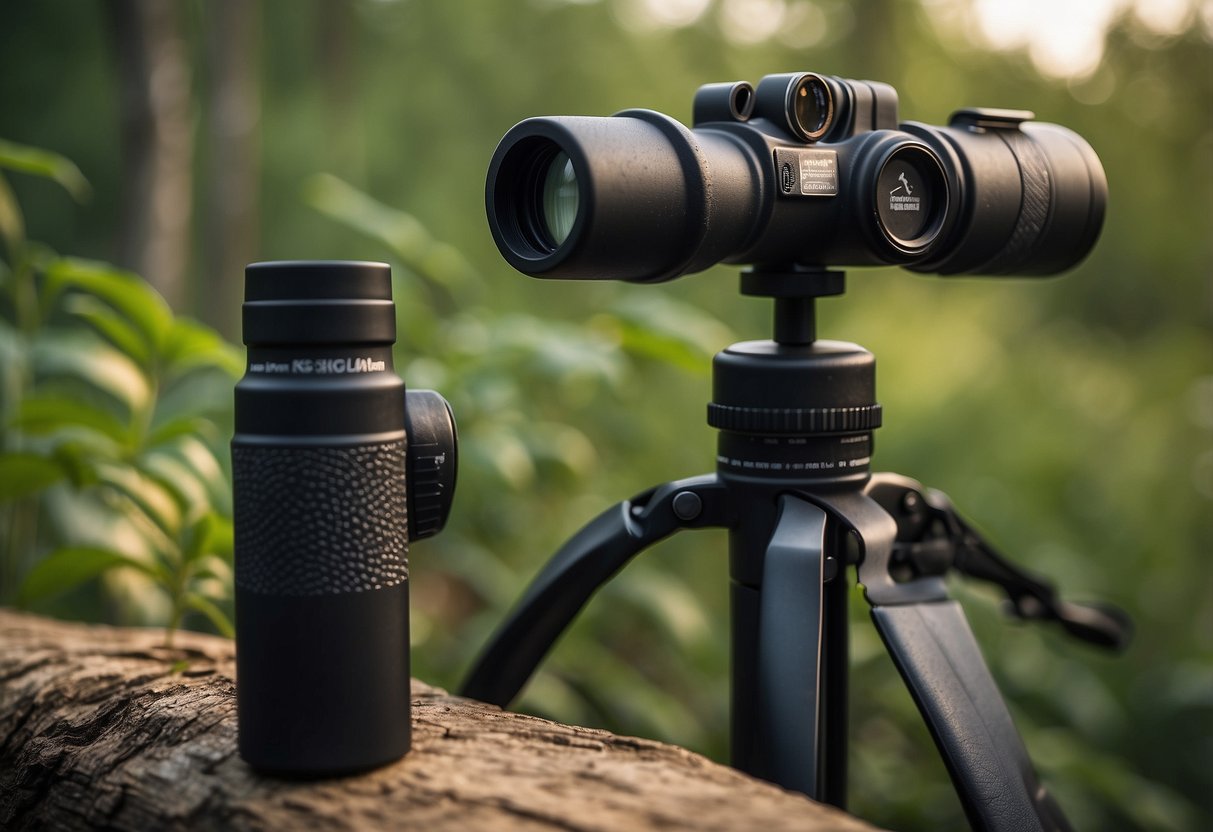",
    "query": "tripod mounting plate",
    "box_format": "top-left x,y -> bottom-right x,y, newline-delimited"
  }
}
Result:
740,268 -> 845,299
